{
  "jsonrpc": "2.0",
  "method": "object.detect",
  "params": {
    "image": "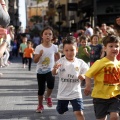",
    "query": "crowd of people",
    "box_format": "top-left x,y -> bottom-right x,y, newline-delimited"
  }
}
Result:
33,20 -> 120,120
0,0 -> 120,120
